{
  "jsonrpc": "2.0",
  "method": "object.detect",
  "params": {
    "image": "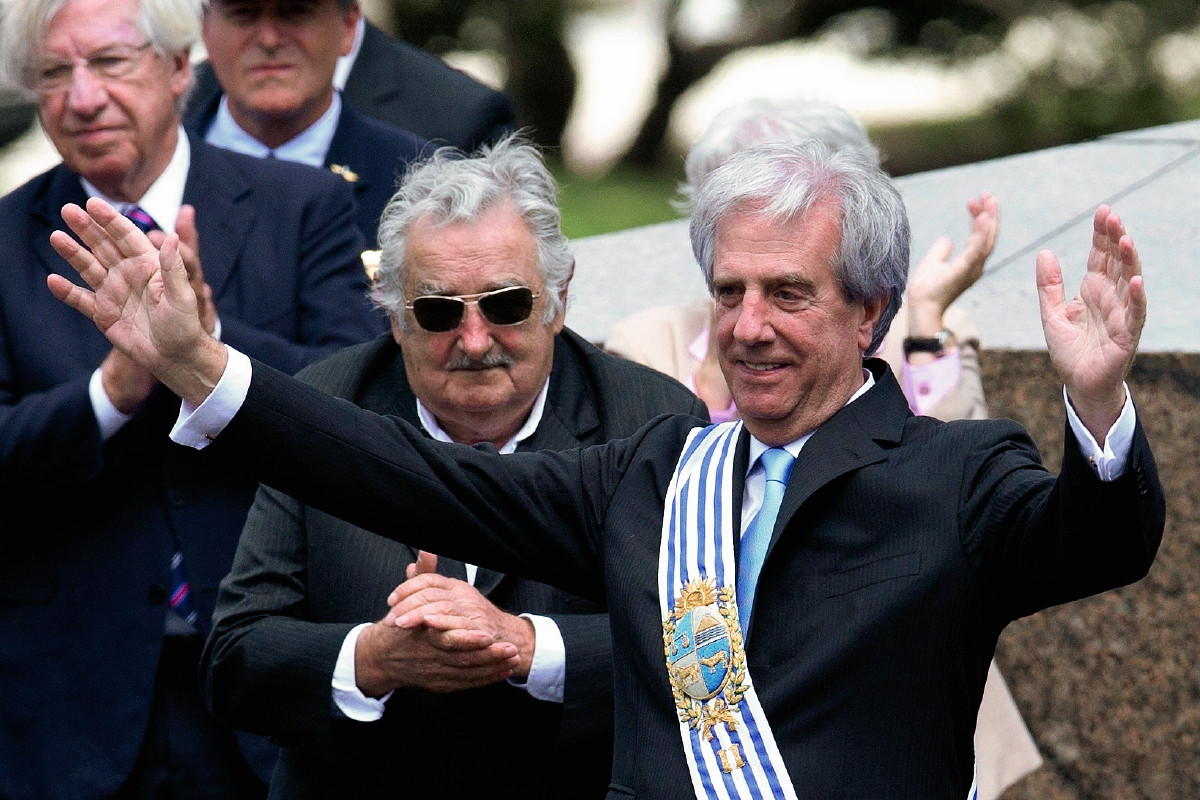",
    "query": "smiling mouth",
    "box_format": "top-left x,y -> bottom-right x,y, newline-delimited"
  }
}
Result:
740,361 -> 785,372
